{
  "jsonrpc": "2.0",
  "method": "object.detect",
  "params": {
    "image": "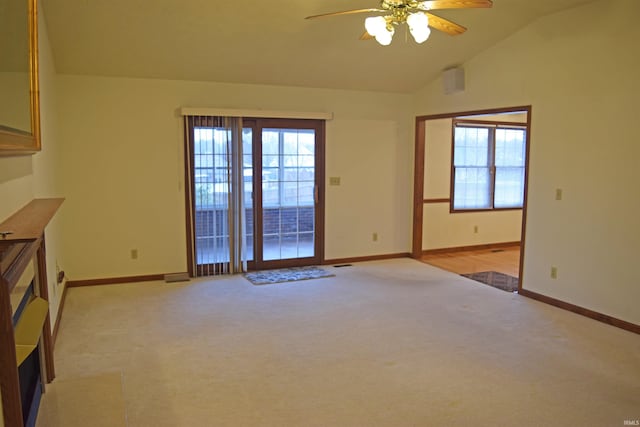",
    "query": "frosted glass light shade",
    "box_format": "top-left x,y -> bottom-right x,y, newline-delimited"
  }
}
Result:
374,25 -> 394,46
375,30 -> 393,46
365,16 -> 387,36
407,12 -> 431,44
410,26 -> 431,43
